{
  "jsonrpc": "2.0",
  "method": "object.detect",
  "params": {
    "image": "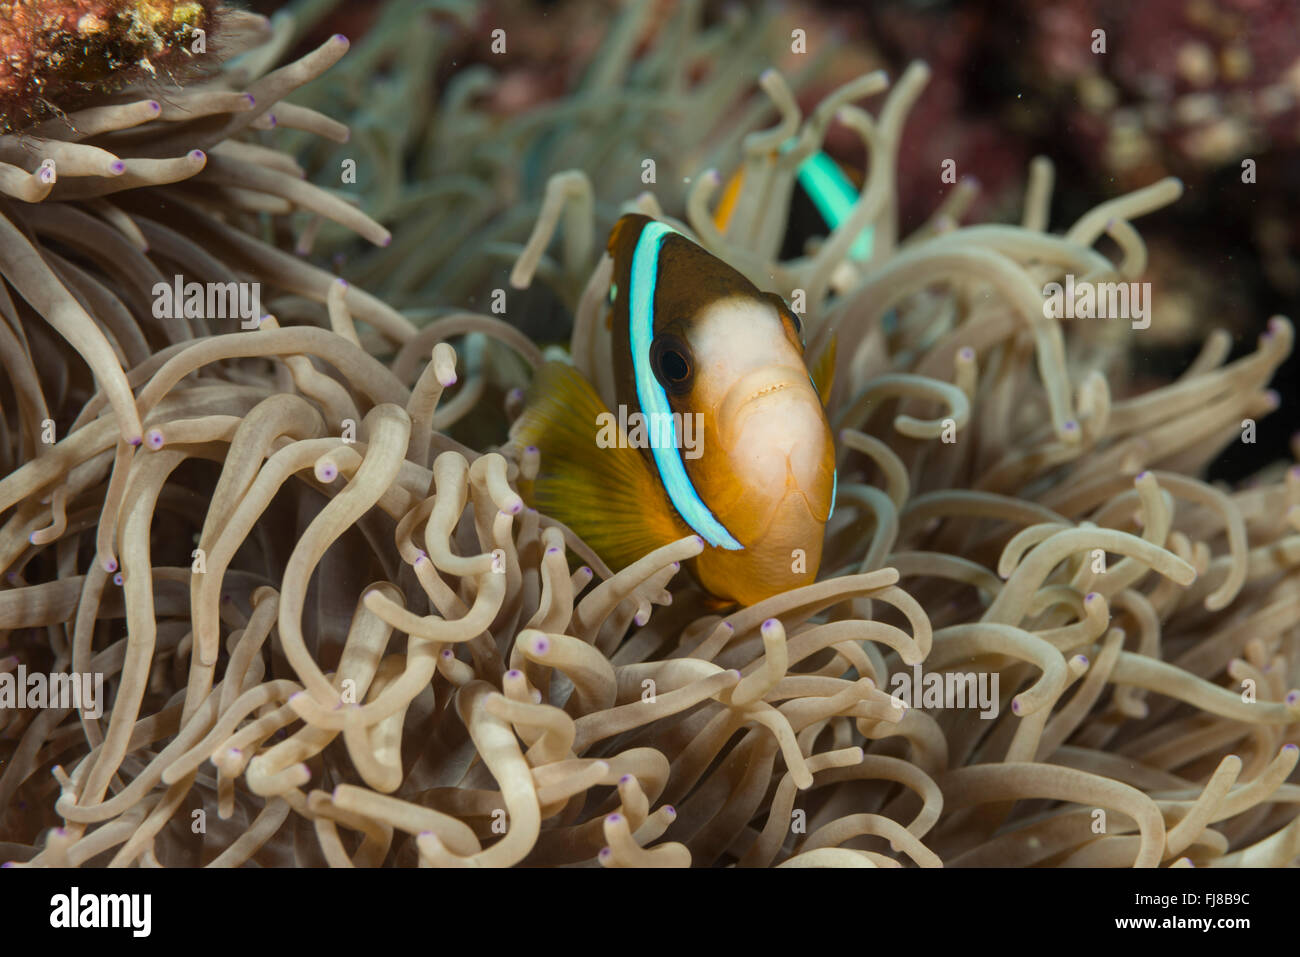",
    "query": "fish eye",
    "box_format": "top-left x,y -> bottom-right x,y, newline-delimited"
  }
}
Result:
651,334 -> 694,393
660,350 -> 689,380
